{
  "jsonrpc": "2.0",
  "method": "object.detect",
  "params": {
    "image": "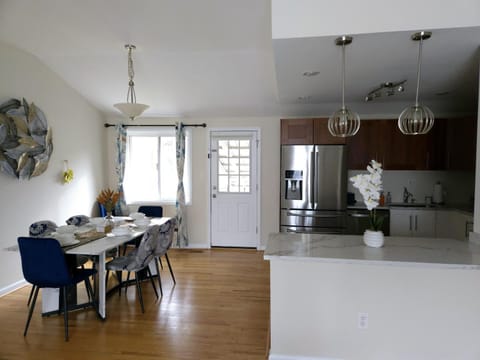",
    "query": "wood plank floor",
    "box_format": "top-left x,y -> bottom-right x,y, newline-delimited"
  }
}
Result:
0,248 -> 270,360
